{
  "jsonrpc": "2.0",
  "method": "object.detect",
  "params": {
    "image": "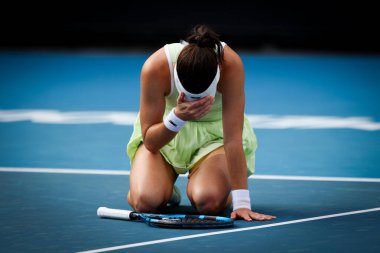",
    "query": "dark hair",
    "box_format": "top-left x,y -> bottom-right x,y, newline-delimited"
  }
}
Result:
176,24 -> 224,94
